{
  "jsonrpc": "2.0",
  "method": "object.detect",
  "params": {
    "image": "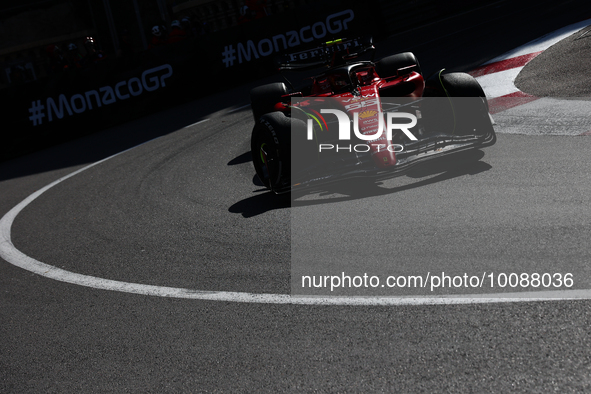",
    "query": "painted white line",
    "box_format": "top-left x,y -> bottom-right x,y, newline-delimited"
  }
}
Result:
475,18 -> 591,100
228,103 -> 251,113
484,18 -> 591,64
184,119 -> 210,128
3,25 -> 591,305
476,67 -> 522,98
2,154 -> 591,304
